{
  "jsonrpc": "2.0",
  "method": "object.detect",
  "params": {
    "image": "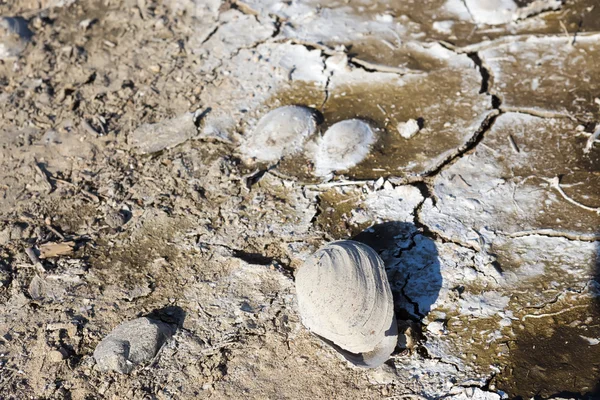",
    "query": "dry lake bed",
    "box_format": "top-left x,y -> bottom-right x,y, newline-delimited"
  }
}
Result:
0,0 -> 599,398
